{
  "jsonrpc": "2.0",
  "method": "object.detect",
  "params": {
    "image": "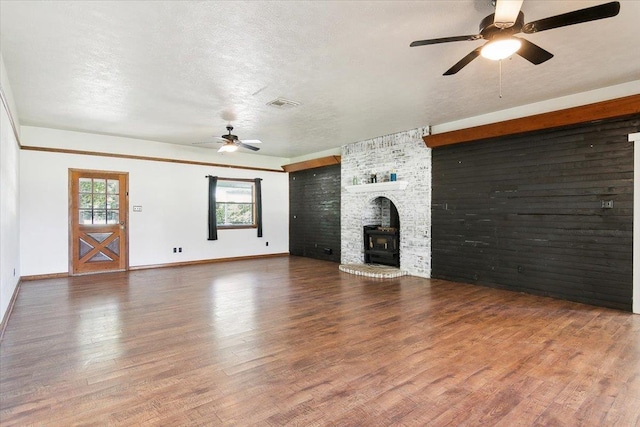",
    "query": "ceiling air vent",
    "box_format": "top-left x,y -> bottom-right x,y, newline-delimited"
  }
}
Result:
266,97 -> 301,109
